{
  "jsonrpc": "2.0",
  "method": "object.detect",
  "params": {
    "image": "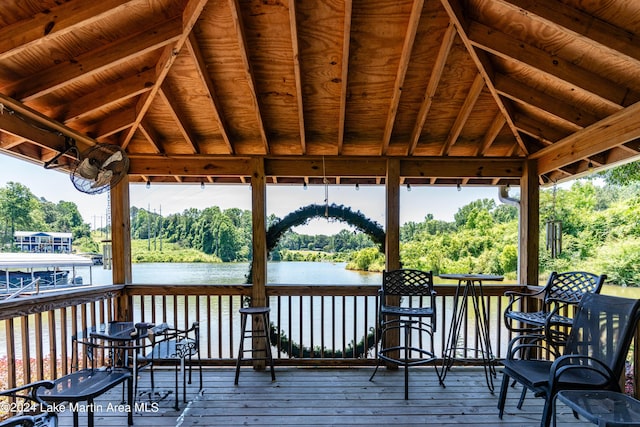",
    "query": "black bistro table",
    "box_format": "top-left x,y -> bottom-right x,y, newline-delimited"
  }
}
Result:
439,273 -> 503,392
